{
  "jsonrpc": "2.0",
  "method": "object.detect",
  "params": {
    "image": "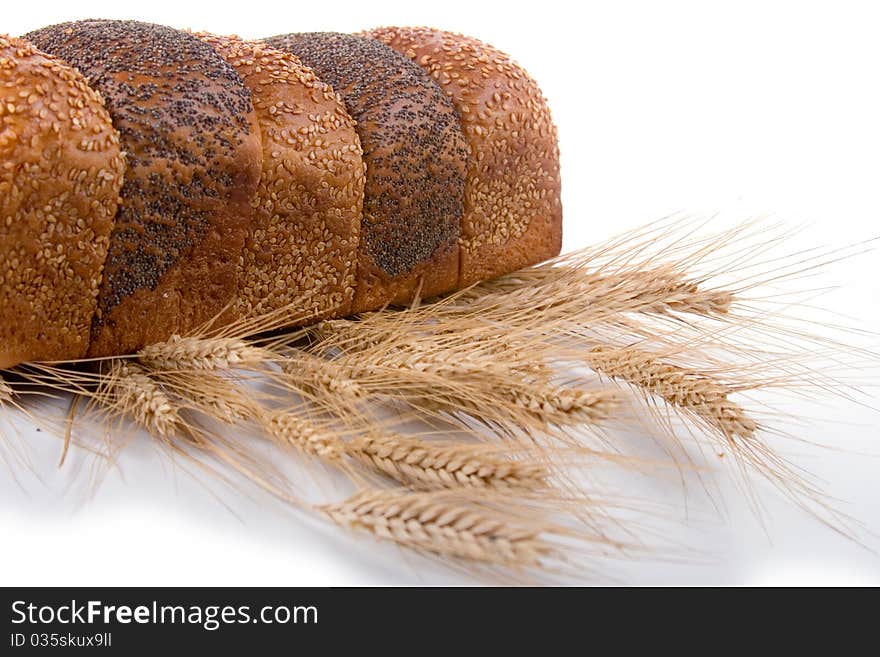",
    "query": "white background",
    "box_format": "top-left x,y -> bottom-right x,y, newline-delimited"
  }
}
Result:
2,0 -> 879,585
